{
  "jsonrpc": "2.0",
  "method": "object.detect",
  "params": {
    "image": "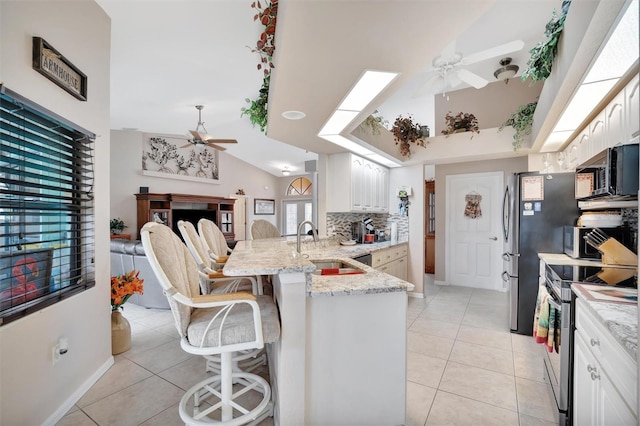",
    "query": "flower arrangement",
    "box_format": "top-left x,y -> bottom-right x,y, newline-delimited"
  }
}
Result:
111,270 -> 144,311
391,114 -> 427,158
441,112 -> 480,138
110,217 -> 127,235
499,101 -> 537,150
